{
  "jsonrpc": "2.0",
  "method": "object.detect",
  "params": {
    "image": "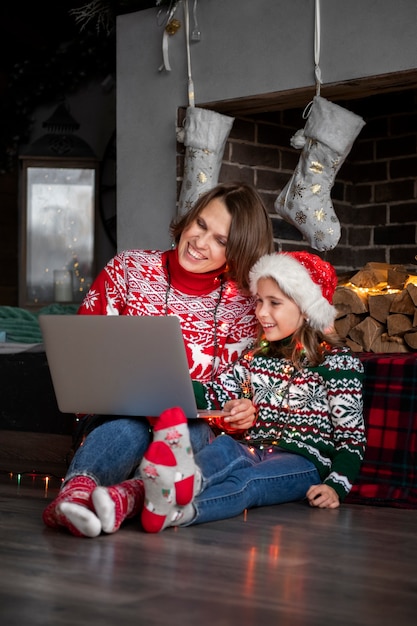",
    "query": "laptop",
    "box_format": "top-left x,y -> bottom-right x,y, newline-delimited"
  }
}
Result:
39,315 -> 228,420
